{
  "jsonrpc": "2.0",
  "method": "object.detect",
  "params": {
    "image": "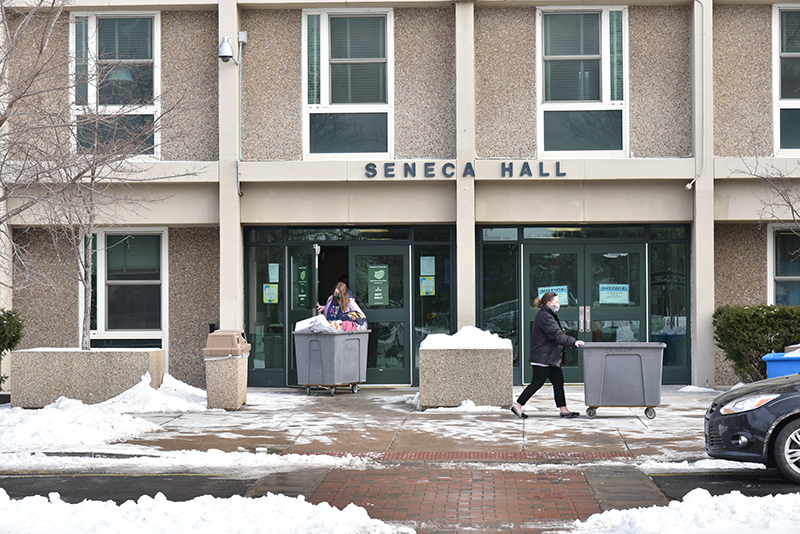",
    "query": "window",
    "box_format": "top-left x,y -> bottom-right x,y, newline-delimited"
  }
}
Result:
90,230 -> 168,346
72,13 -> 160,156
303,9 -> 393,158
772,229 -> 800,305
776,8 -> 800,152
537,8 -> 628,156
